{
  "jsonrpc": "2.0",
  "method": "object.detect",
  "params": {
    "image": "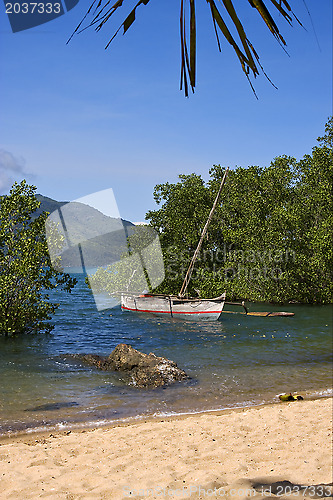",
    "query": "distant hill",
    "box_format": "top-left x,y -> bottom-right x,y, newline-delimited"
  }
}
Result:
35,194 -> 134,229
35,194 -> 136,269
0,192 -> 142,269
35,194 -> 68,218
